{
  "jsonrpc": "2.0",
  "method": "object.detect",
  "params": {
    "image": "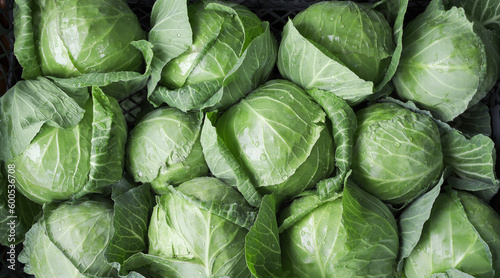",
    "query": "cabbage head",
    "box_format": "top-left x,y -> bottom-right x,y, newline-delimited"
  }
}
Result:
213,80 -> 335,200
147,0 -> 277,112
121,177 -> 256,278
126,107 -> 208,194
352,102 -> 443,206
277,182 -> 399,277
20,199 -> 117,277
0,78 -> 127,204
400,187 -> 500,277
14,0 -> 153,99
393,0 -> 500,122
278,0 -> 408,105
18,180 -> 154,278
